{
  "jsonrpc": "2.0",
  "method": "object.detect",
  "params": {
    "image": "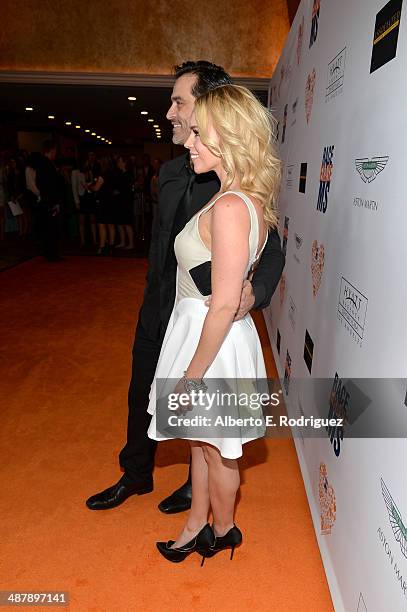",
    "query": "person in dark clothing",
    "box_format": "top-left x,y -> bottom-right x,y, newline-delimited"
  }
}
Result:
114,156 -> 135,250
86,61 -> 285,513
36,140 -> 63,261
